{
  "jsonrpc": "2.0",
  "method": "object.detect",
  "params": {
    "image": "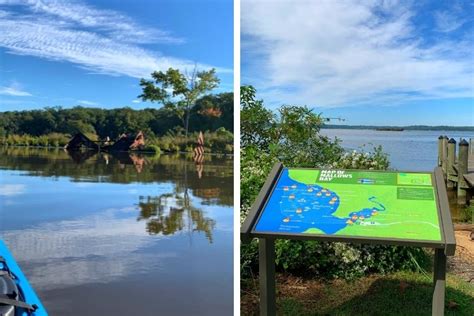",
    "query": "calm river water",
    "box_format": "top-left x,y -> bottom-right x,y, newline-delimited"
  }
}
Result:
0,148 -> 233,315
321,128 -> 474,172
